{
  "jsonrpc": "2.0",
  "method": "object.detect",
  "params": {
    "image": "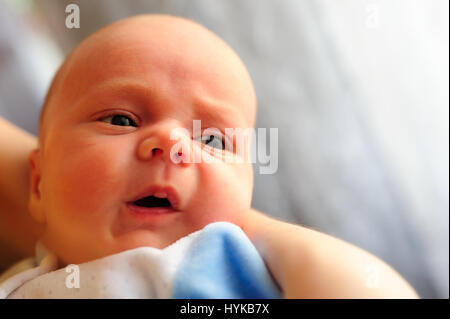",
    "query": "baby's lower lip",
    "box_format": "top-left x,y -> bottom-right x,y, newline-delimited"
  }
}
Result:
126,203 -> 179,216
